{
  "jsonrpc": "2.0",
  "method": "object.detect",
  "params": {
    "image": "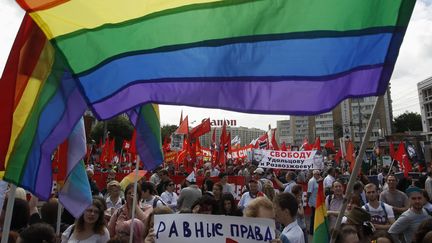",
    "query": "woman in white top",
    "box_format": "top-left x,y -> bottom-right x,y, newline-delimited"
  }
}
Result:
160,180 -> 178,211
61,199 -> 110,243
